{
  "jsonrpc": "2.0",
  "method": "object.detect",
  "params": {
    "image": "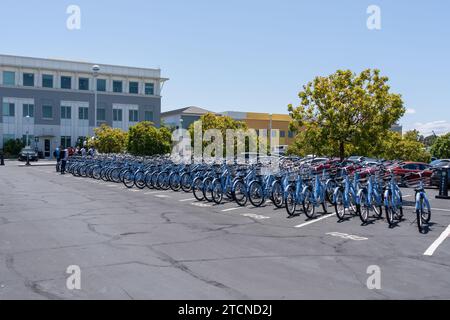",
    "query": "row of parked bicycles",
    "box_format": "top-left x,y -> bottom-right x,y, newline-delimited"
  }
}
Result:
65,155 -> 433,233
